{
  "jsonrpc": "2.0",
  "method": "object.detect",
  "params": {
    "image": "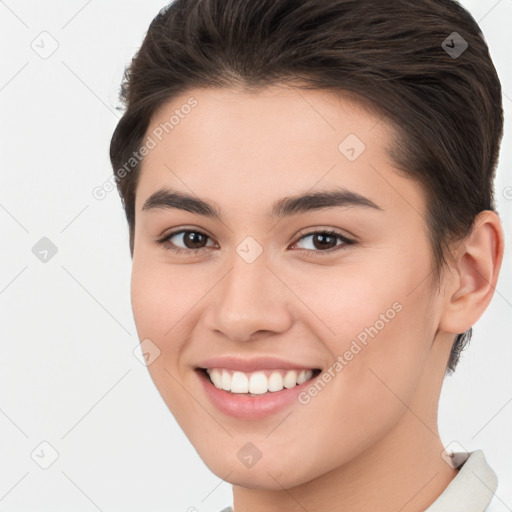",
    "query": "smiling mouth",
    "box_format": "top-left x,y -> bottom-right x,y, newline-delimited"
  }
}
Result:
198,367 -> 322,396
